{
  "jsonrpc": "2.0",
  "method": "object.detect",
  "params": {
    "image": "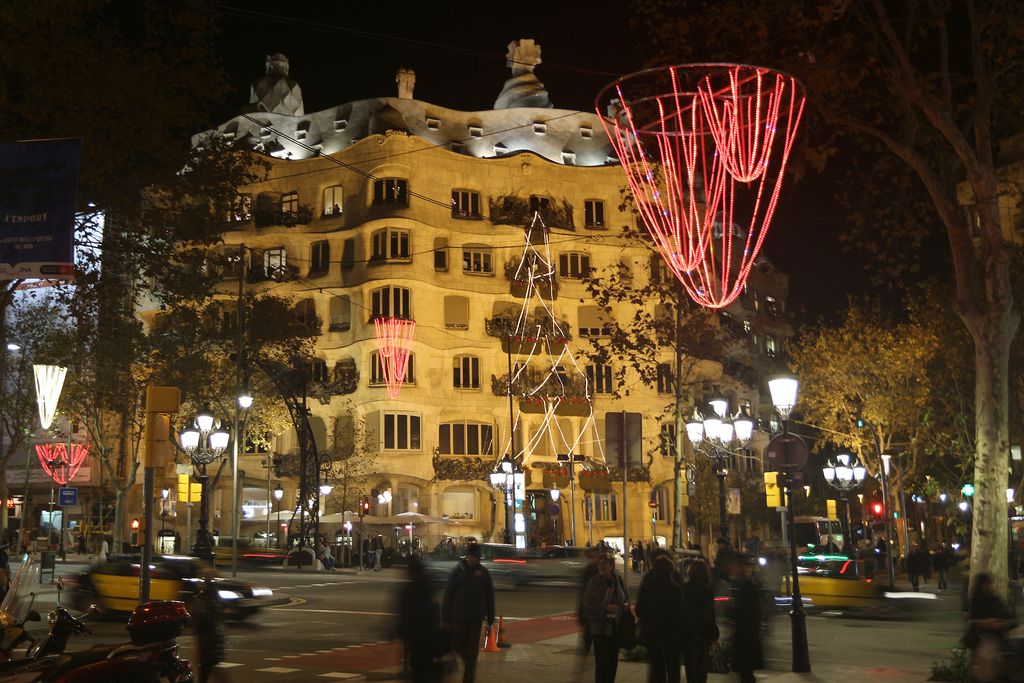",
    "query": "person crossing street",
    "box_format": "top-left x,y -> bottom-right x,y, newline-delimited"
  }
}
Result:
442,542 -> 495,683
